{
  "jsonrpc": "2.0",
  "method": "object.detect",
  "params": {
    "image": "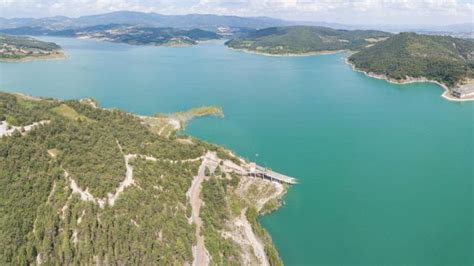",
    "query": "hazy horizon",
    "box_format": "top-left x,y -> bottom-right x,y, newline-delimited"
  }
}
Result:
1,0 -> 472,26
